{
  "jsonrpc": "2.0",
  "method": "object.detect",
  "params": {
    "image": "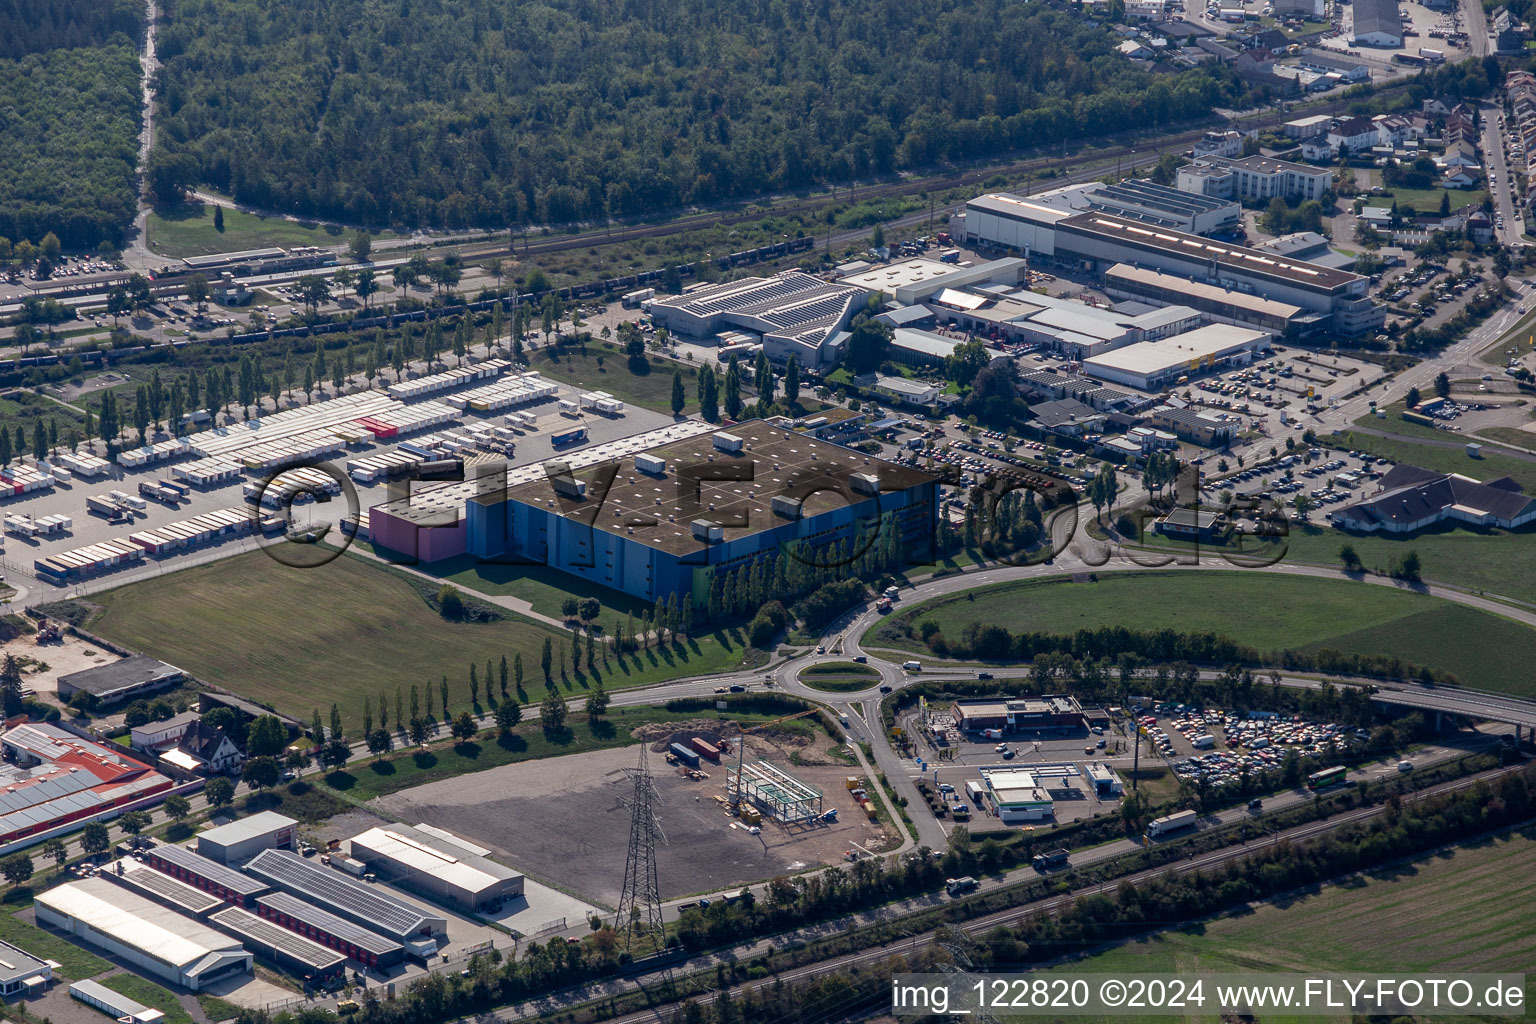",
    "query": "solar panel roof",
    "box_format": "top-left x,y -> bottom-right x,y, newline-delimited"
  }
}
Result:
245,849 -> 442,939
